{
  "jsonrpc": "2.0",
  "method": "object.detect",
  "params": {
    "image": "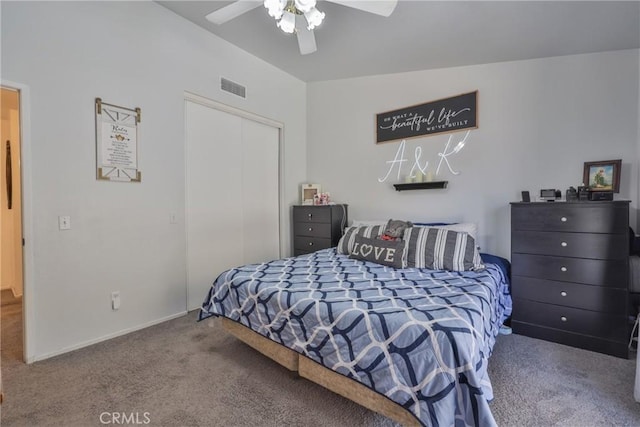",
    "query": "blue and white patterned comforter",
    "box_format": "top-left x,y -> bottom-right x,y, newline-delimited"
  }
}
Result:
200,248 -> 512,427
